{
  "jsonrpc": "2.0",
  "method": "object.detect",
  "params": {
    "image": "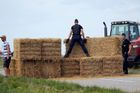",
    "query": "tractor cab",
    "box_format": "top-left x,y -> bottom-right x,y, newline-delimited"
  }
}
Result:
110,21 -> 140,41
